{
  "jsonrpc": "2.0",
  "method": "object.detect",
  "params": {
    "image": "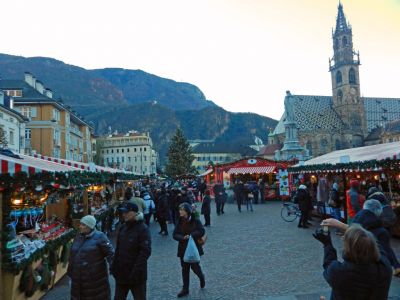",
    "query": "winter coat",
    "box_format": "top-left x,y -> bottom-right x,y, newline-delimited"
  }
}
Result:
346,188 -> 365,218
296,189 -> 312,212
111,219 -> 151,284
322,244 -> 392,300
213,184 -> 226,204
68,230 -> 114,300
131,196 -> 147,213
201,195 -> 211,215
173,215 -> 205,258
368,192 -> 397,228
156,193 -> 169,219
353,209 -> 399,268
